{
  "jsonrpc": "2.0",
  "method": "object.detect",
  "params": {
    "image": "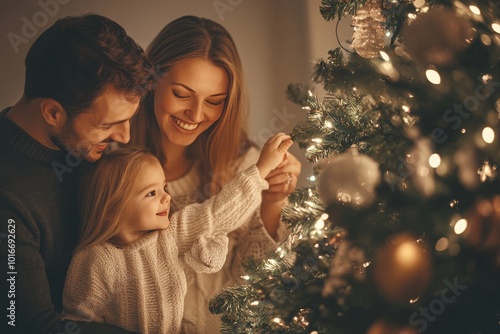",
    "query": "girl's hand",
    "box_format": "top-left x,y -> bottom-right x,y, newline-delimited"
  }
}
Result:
256,133 -> 293,179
